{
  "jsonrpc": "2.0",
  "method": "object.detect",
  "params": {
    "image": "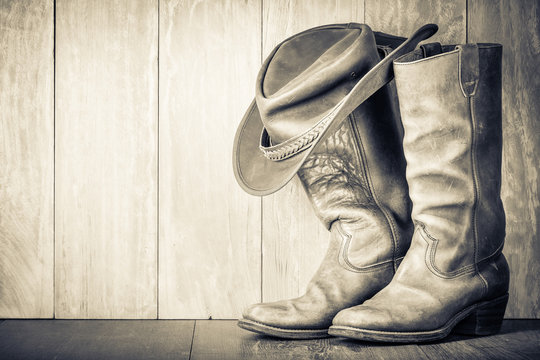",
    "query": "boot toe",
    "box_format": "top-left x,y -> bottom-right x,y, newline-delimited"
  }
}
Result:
241,301 -> 290,327
332,305 -> 394,331
241,303 -> 270,324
